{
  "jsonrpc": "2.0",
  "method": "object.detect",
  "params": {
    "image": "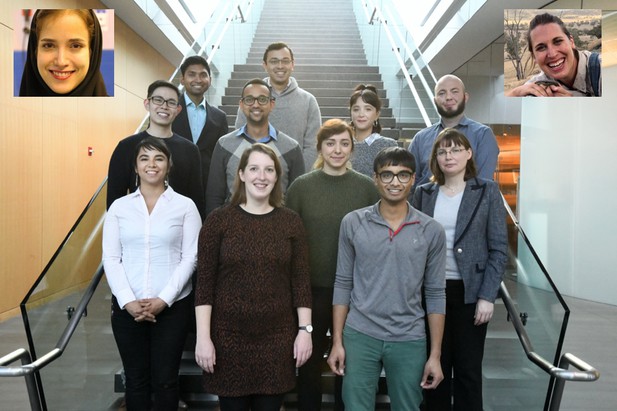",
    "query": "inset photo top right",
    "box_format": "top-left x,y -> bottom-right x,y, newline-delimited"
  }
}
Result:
504,9 -> 602,97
